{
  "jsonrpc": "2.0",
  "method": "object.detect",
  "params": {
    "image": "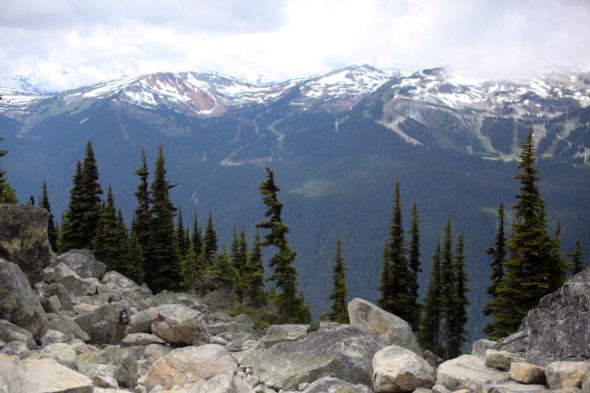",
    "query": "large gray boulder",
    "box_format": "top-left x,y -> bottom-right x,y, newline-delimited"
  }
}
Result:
47,314 -> 91,342
302,377 -> 373,393
0,353 -> 93,393
79,345 -> 138,389
55,249 -> 106,280
0,204 -> 52,285
347,298 -> 421,355
436,354 -> 509,392
97,270 -> 153,311
372,344 -> 436,392
27,342 -> 80,371
150,303 -> 210,345
73,301 -> 128,344
145,344 -> 237,391
256,324 -> 310,349
0,258 -> 48,341
545,361 -> 590,390
240,325 -> 387,390
496,268 -> 590,365
0,319 -> 36,349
